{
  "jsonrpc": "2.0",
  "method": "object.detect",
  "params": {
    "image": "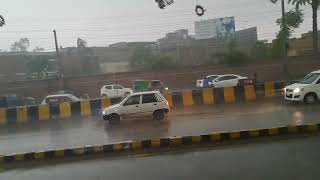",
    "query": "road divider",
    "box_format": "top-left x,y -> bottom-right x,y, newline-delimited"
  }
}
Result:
1,123 -> 319,164
0,81 -> 285,125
